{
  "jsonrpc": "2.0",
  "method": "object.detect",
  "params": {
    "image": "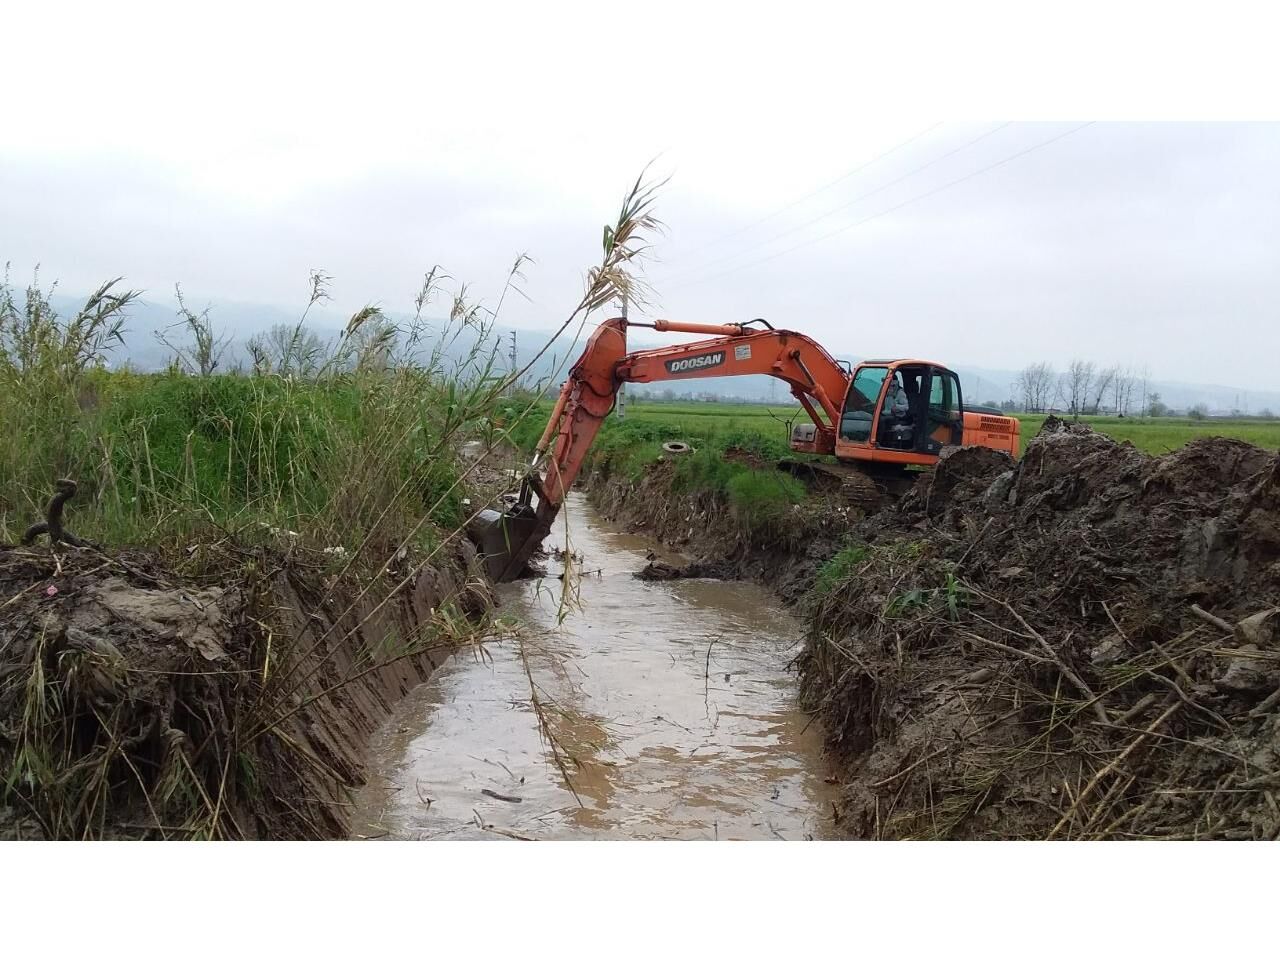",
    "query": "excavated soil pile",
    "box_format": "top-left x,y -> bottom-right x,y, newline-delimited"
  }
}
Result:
0,541 -> 486,839
799,416 -> 1280,839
